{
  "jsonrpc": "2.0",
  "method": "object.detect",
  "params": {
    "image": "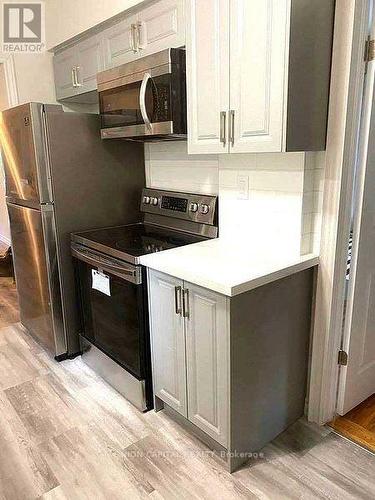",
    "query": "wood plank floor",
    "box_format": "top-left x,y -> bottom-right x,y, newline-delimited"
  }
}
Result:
330,394 -> 375,453
0,277 -> 19,328
0,323 -> 374,499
